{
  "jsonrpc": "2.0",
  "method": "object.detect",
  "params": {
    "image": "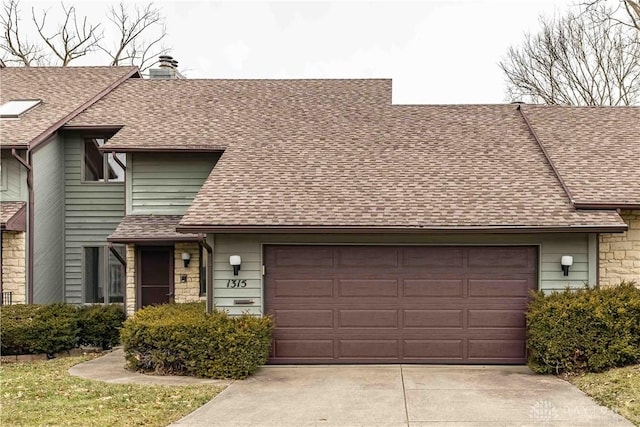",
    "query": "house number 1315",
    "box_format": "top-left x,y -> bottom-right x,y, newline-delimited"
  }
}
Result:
226,279 -> 247,288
